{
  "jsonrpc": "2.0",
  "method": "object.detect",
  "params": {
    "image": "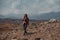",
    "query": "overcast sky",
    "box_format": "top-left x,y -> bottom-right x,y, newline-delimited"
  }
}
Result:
0,0 -> 60,16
